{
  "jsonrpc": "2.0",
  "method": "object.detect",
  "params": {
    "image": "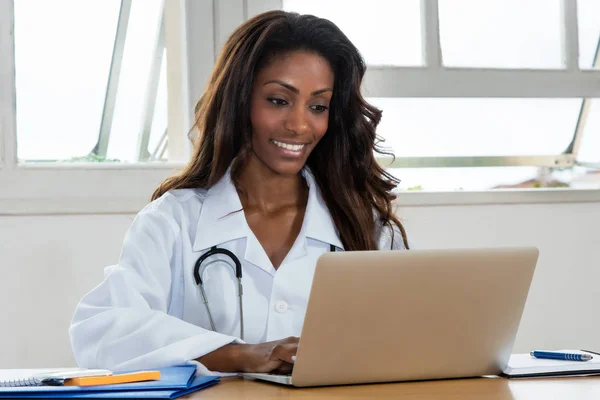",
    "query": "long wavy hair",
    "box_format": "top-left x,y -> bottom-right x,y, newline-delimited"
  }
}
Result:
152,10 -> 409,250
